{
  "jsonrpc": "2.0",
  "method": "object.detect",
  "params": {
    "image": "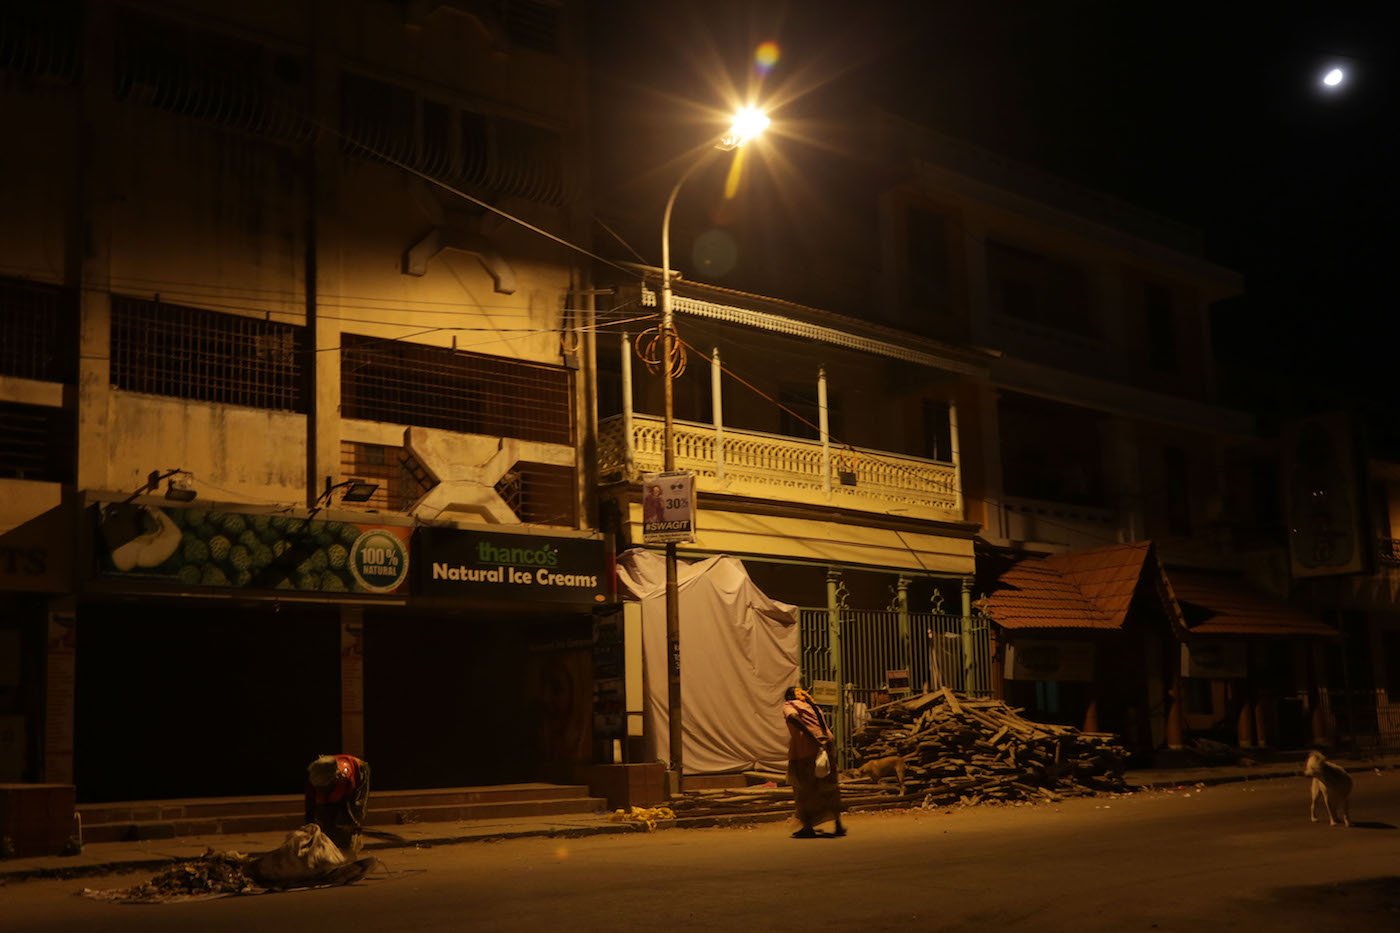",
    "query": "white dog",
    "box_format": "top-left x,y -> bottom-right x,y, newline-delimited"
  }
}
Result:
1304,750 -> 1352,827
